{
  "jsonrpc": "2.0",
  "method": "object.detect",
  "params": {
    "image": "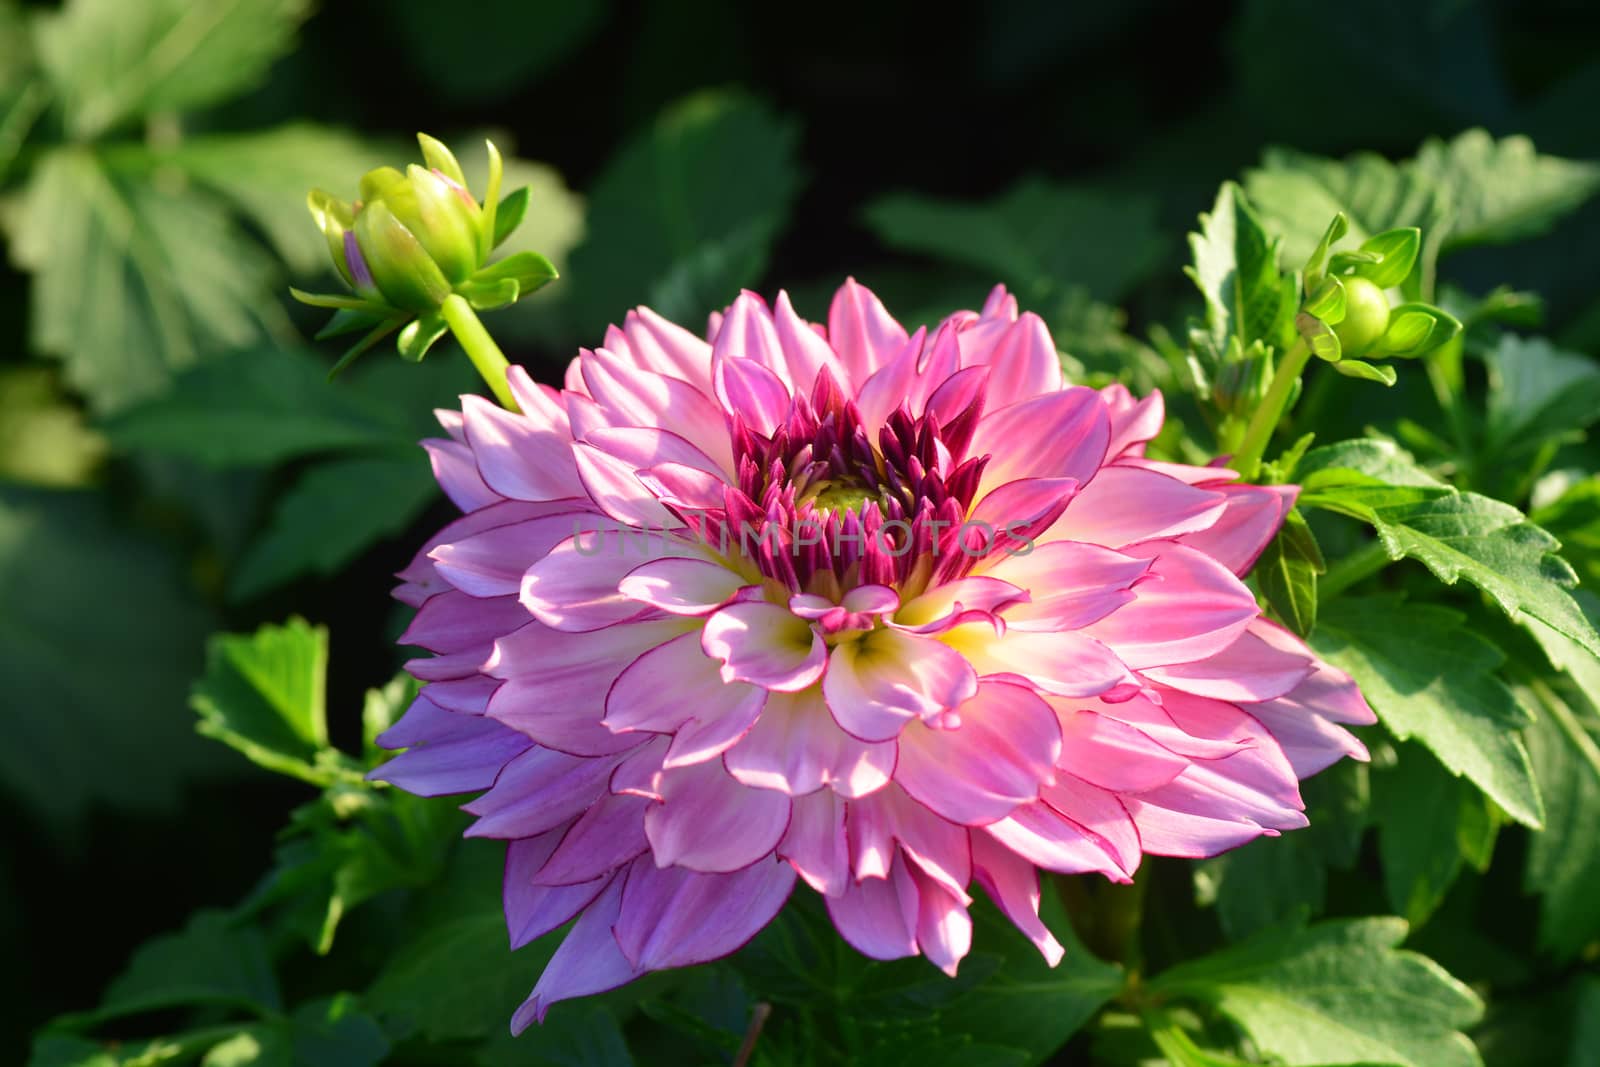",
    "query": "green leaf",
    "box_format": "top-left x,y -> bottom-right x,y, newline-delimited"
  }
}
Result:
1481,334 -> 1600,461
31,0 -> 313,139
865,178 -> 1164,304
0,485 -> 220,827
92,910 -> 280,1023
1301,211 -> 1347,290
4,148 -> 287,413
0,366 -> 106,486
568,91 -> 802,336
191,617 -> 333,785
148,124 -> 389,275
1519,679 -> 1600,959
1300,441 -> 1600,666
387,0 -> 606,104
102,346 -> 408,466
229,452 -> 438,600
492,186 -> 530,248
1330,358 -> 1397,385
1411,129 -> 1600,251
397,314 -> 449,360
1311,595 -> 1542,827
1371,743 -> 1490,926
1184,182 -> 1292,355
1255,507 -> 1324,636
1148,917 -> 1484,1067
1355,227 -> 1422,288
